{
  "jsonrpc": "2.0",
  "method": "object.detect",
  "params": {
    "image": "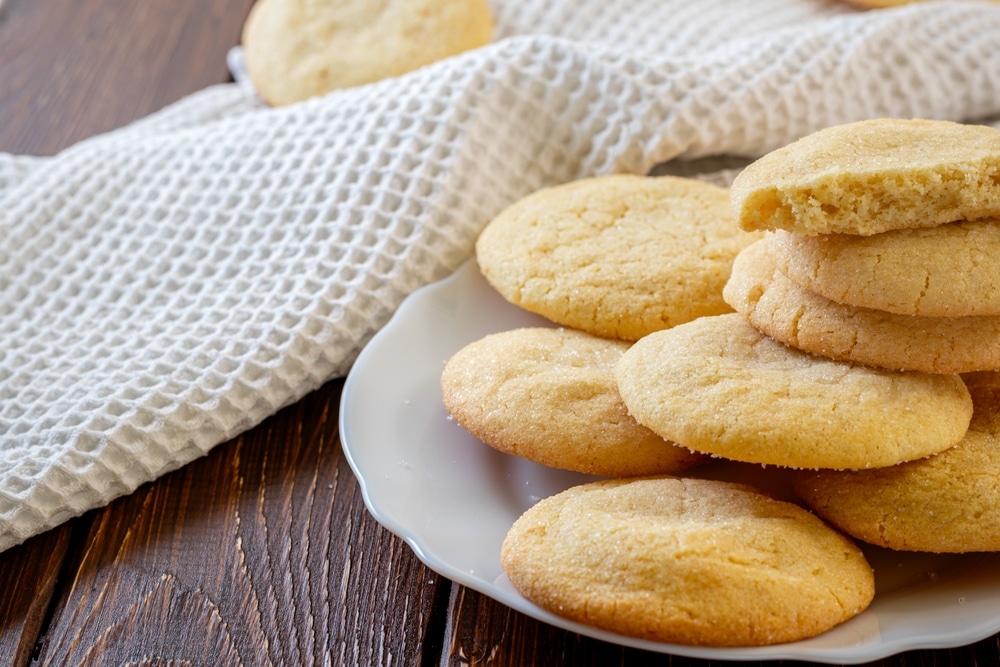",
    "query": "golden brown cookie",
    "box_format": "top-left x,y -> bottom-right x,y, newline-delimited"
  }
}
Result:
842,0 -> 923,7
475,175 -> 760,341
793,371 -> 1000,553
614,313 -> 972,469
441,327 -> 704,477
243,0 -> 493,105
846,0 -> 999,6
731,118 -> 1000,236
501,476 -> 875,646
770,221 -> 1000,317
724,237 -> 1000,373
